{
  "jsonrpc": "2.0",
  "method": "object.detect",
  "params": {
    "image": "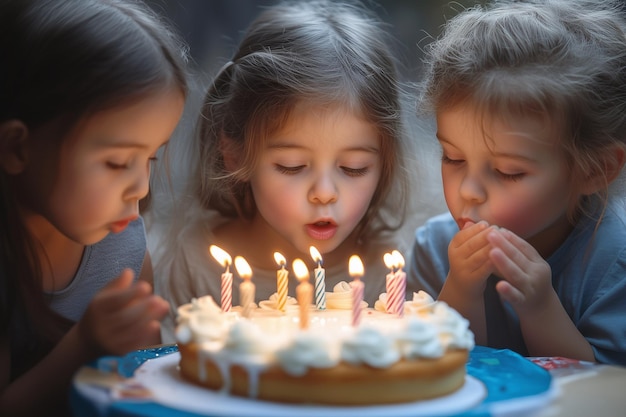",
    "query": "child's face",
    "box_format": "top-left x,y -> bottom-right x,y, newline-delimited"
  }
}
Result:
23,89 -> 184,245
437,102 -> 575,250
249,103 -> 381,255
